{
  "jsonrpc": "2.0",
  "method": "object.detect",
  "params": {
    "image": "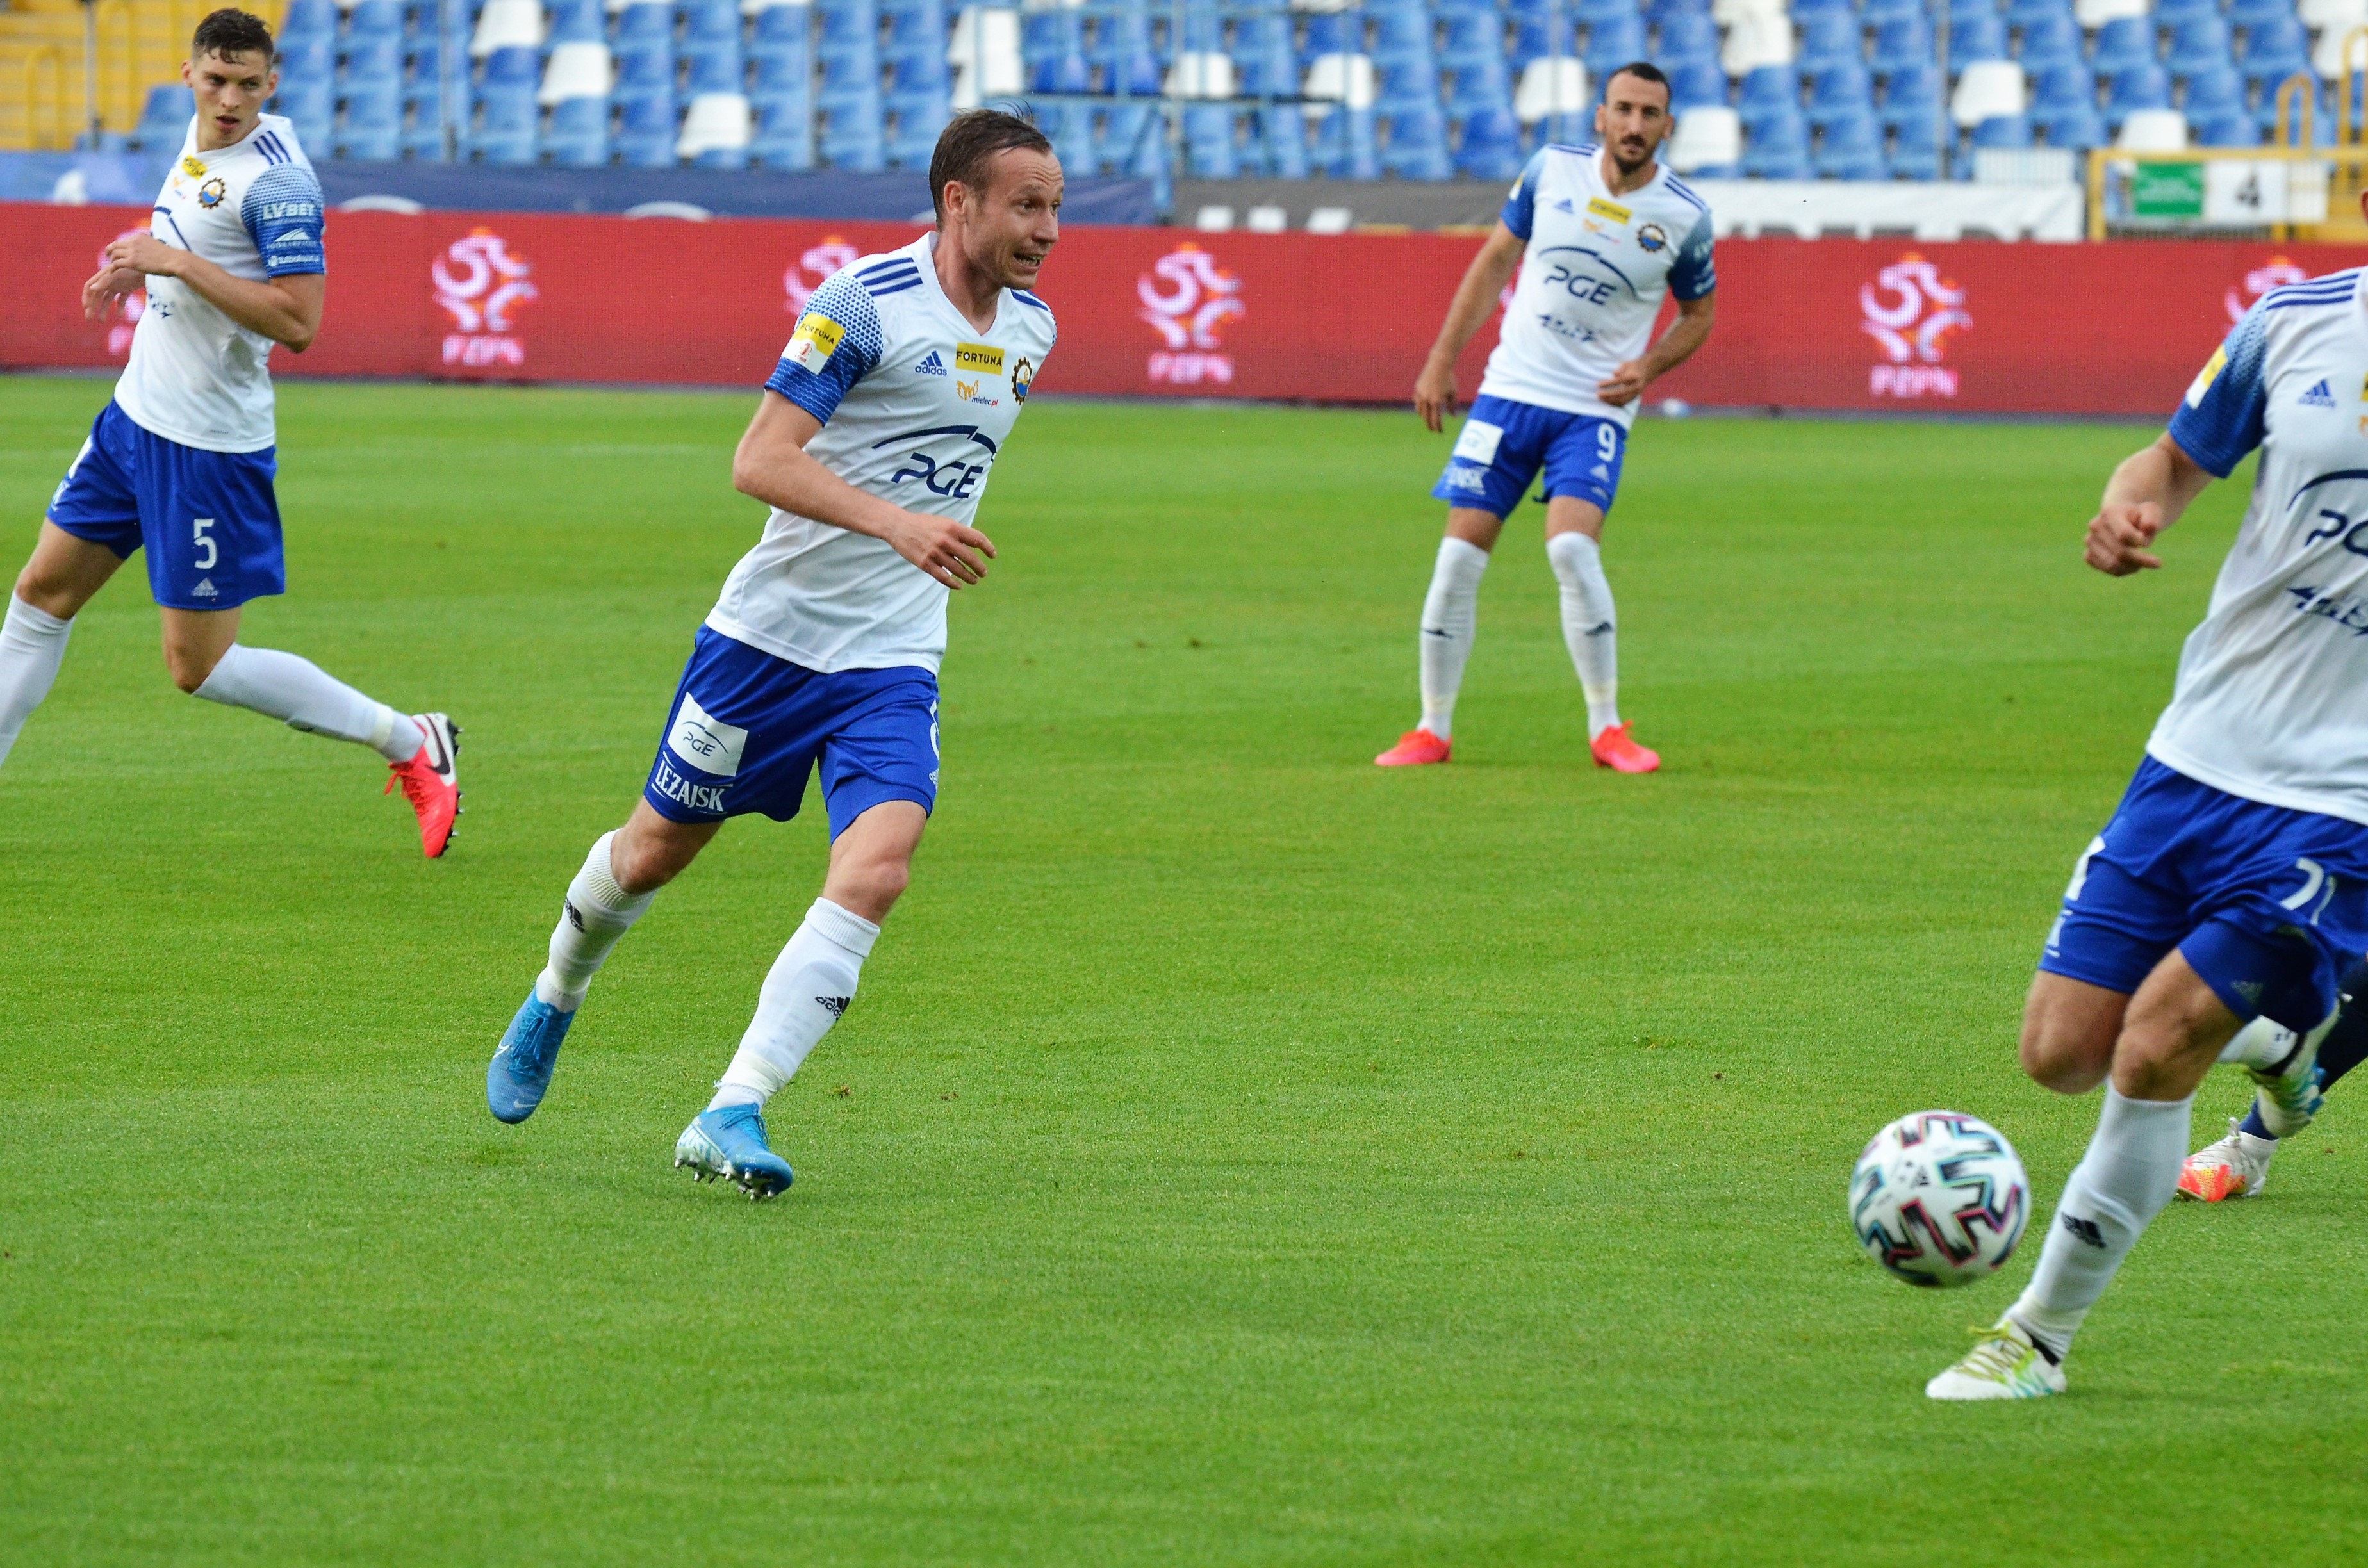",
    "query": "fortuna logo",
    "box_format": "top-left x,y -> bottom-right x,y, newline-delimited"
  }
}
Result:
192,577 -> 218,598
433,228 -> 537,369
916,350 -> 948,376
1861,254 -> 1971,400
2302,378 -> 2337,408
816,996 -> 850,1018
